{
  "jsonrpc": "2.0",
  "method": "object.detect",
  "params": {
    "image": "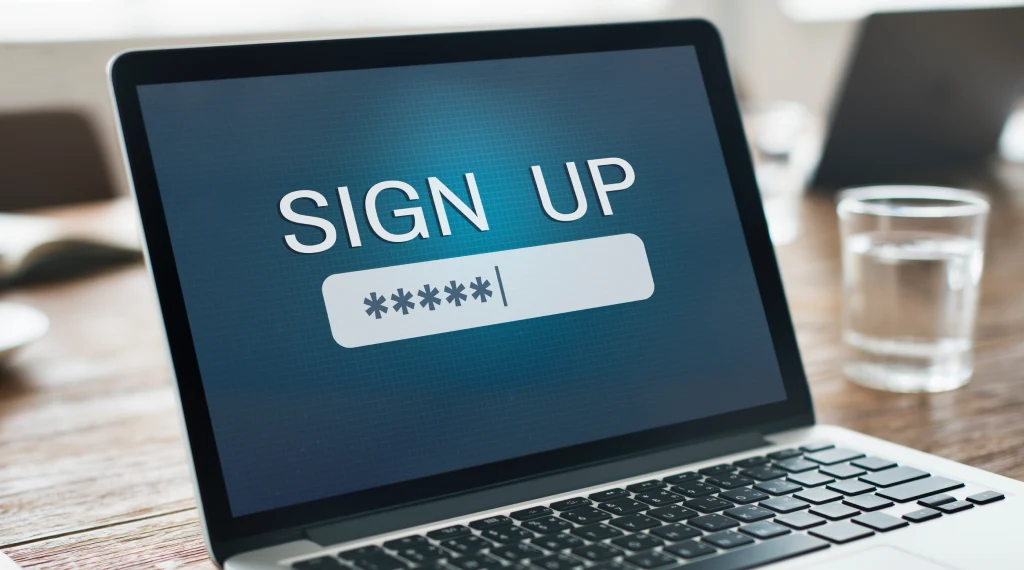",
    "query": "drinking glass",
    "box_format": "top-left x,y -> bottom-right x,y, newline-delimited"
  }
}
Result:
837,186 -> 989,393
